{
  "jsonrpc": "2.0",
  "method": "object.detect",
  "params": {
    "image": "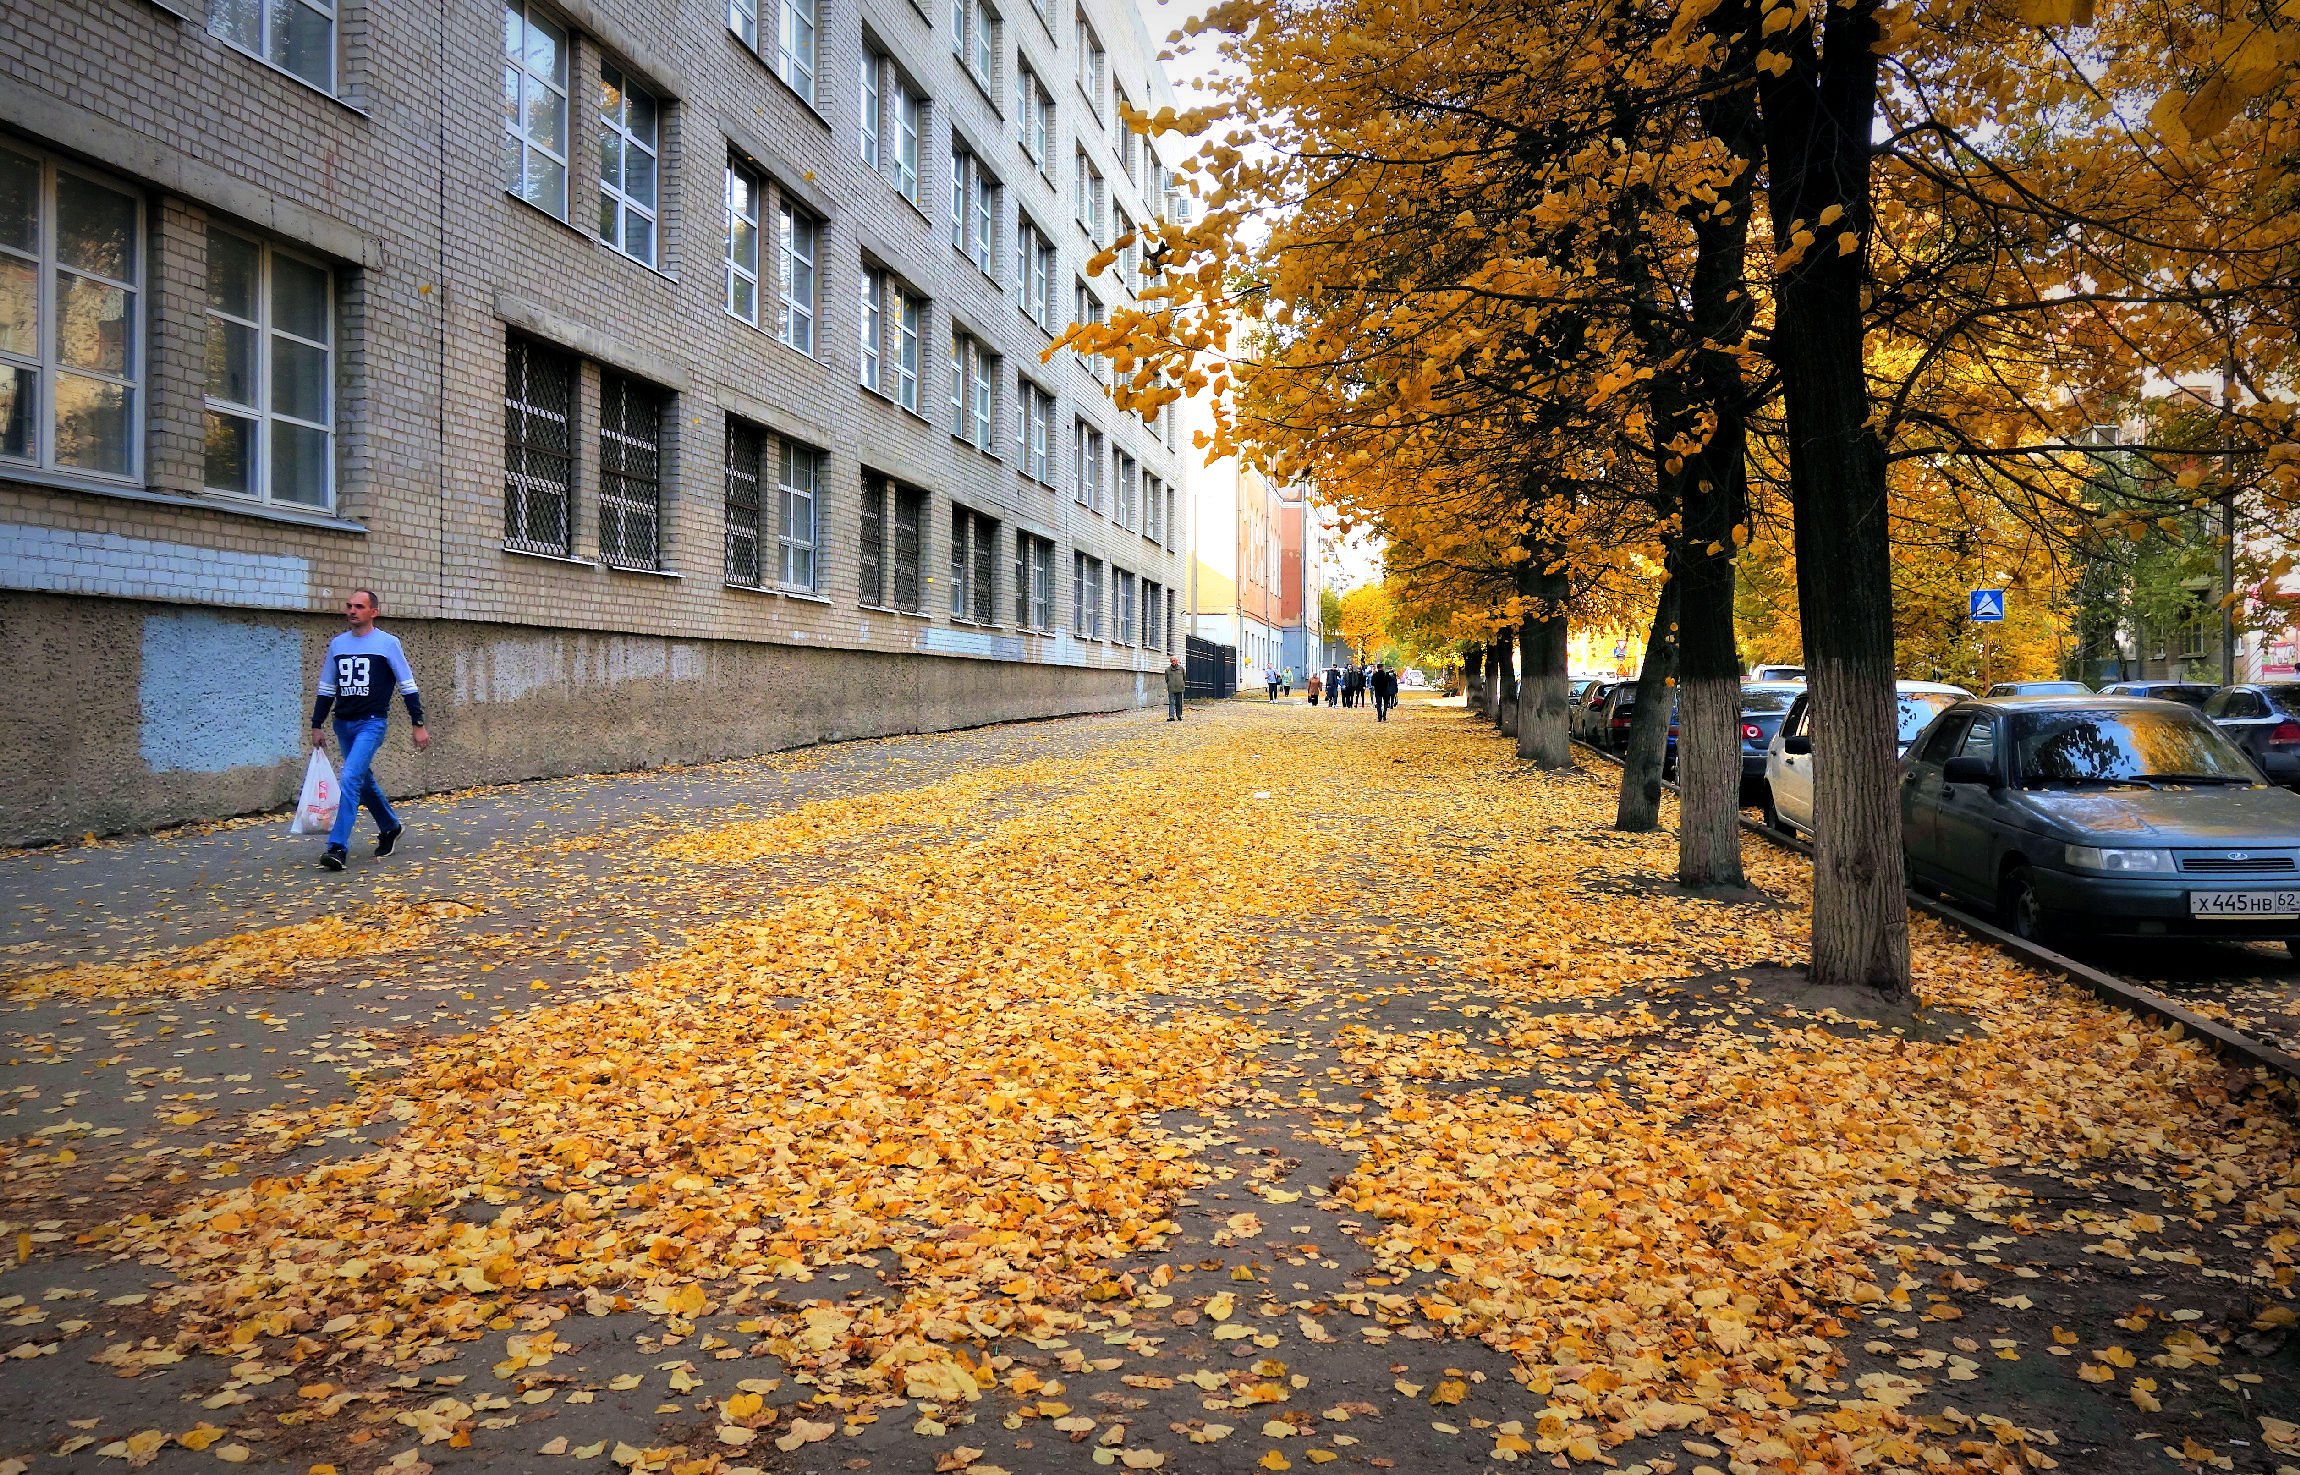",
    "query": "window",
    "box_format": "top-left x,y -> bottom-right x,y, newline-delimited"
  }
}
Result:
504,1 -> 570,219
1143,580 -> 1163,651
1015,217 -> 1056,328
1116,91 -> 1139,177
776,437 -> 823,590
950,504 -> 998,623
776,0 -> 818,102
1163,481 -> 1176,548
1,147 -> 146,478
1114,451 -> 1138,530
724,161 -> 761,323
210,0 -> 335,91
1072,551 -> 1104,638
726,418 -> 765,586
503,336 -> 575,555
203,227 -> 332,508
1073,149 -> 1104,238
949,332 -> 996,450
949,146 -> 999,276
1113,208 -> 1136,292
952,0 -> 999,88
778,203 -> 818,353
1073,279 -> 1106,379
730,0 -> 757,46
1142,473 -> 1161,541
1114,568 -> 1136,645
1015,531 -> 1054,629
1074,12 -> 1105,118
859,269 -> 924,410
598,371 -> 664,569
860,473 -> 925,610
1015,64 -> 1053,165
1016,379 -> 1055,482
597,66 -> 659,266
862,52 -> 927,207
1072,418 -> 1105,510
